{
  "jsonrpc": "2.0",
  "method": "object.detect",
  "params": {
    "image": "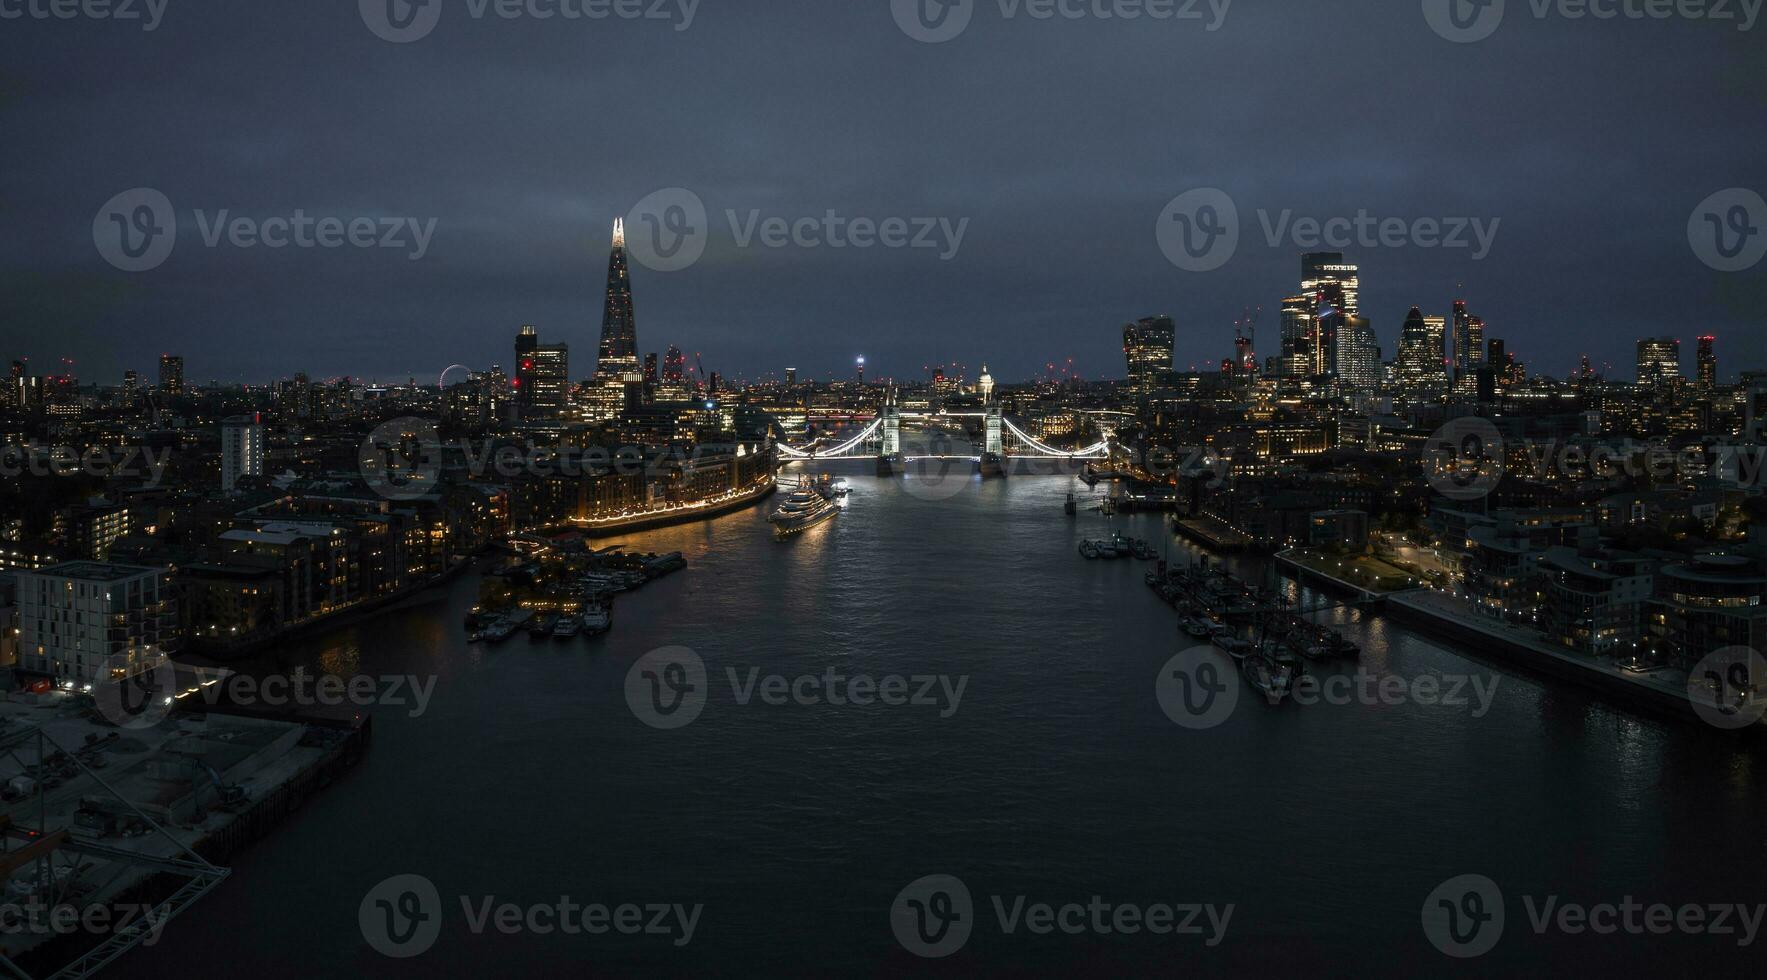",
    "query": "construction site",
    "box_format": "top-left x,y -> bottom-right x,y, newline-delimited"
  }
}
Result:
0,671 -> 369,978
